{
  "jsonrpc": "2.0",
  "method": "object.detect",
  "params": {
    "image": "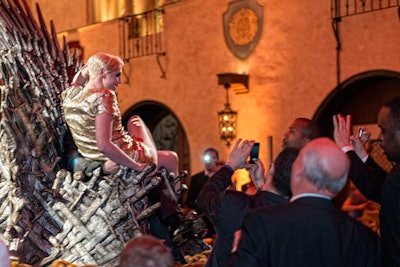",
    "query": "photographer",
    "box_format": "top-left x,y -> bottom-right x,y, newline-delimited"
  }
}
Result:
185,147 -> 220,238
197,139 -> 299,267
